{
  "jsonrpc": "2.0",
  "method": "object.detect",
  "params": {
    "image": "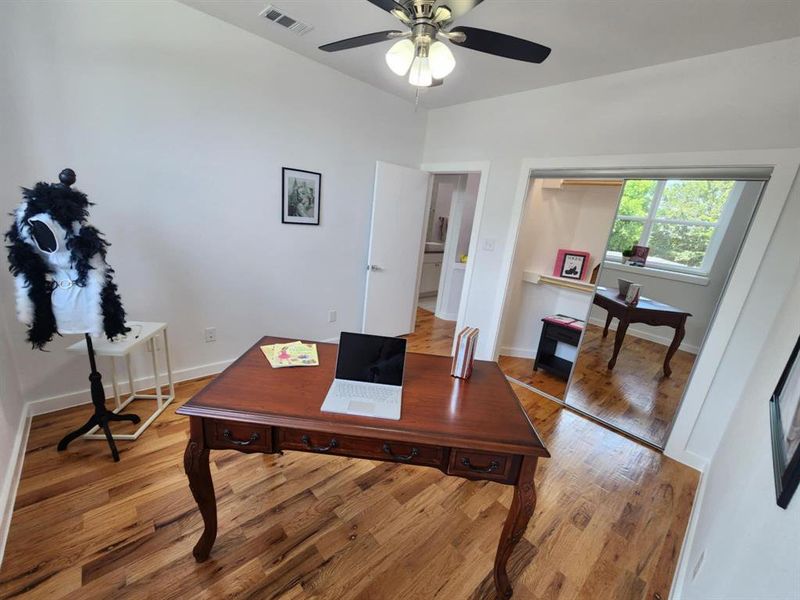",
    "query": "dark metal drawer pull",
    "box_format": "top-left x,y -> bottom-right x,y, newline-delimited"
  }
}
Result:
223,429 -> 260,447
382,443 -> 419,461
461,457 -> 500,473
301,434 -> 338,452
